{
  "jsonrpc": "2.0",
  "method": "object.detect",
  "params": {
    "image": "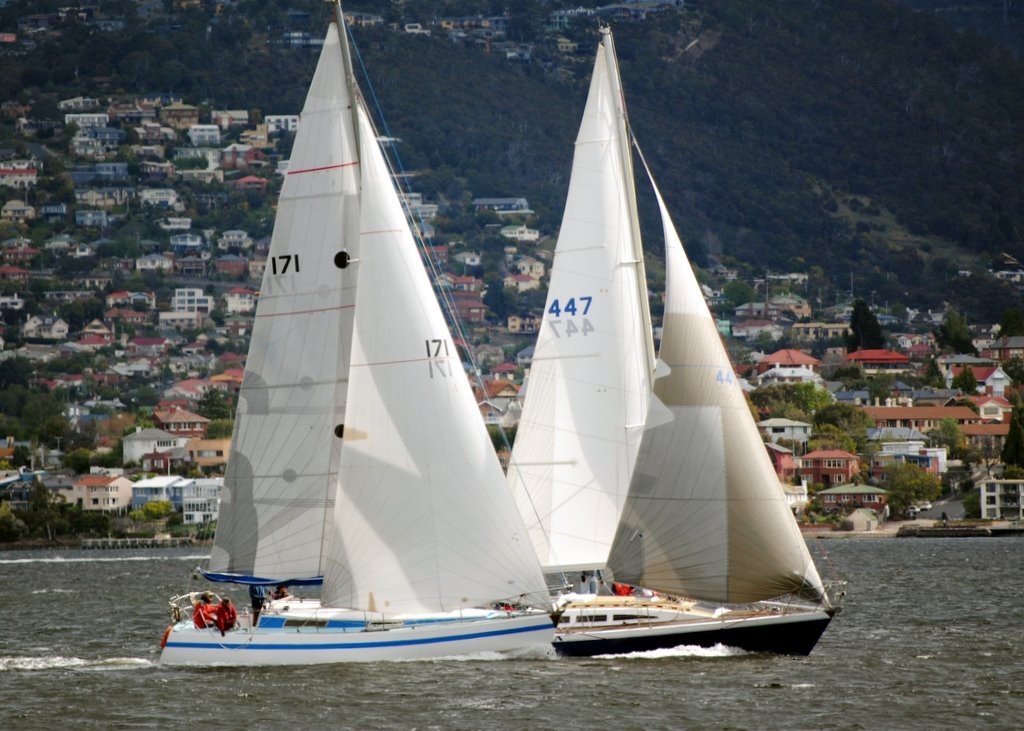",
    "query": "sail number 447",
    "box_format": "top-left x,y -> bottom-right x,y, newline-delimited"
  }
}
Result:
548,296 -> 594,338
